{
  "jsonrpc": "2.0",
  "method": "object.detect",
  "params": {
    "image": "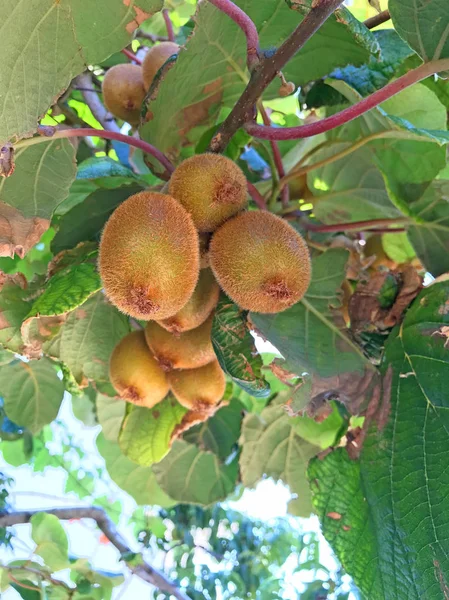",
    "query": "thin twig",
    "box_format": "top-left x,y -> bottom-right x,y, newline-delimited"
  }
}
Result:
301,217 -> 408,233
7,572 -> 42,593
207,0 -> 260,69
0,507 -> 190,600
18,127 -> 174,179
258,103 -> 289,208
8,566 -> 75,592
245,58 -> 449,140
162,9 -> 176,42
208,0 -> 344,152
247,181 -> 267,210
135,29 -> 169,43
122,48 -> 142,65
74,73 -> 120,133
364,10 -> 391,29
